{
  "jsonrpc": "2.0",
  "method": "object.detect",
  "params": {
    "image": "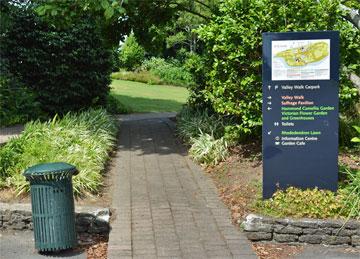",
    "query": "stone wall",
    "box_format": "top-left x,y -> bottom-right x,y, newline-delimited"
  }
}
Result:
0,203 -> 110,235
242,214 -> 360,247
